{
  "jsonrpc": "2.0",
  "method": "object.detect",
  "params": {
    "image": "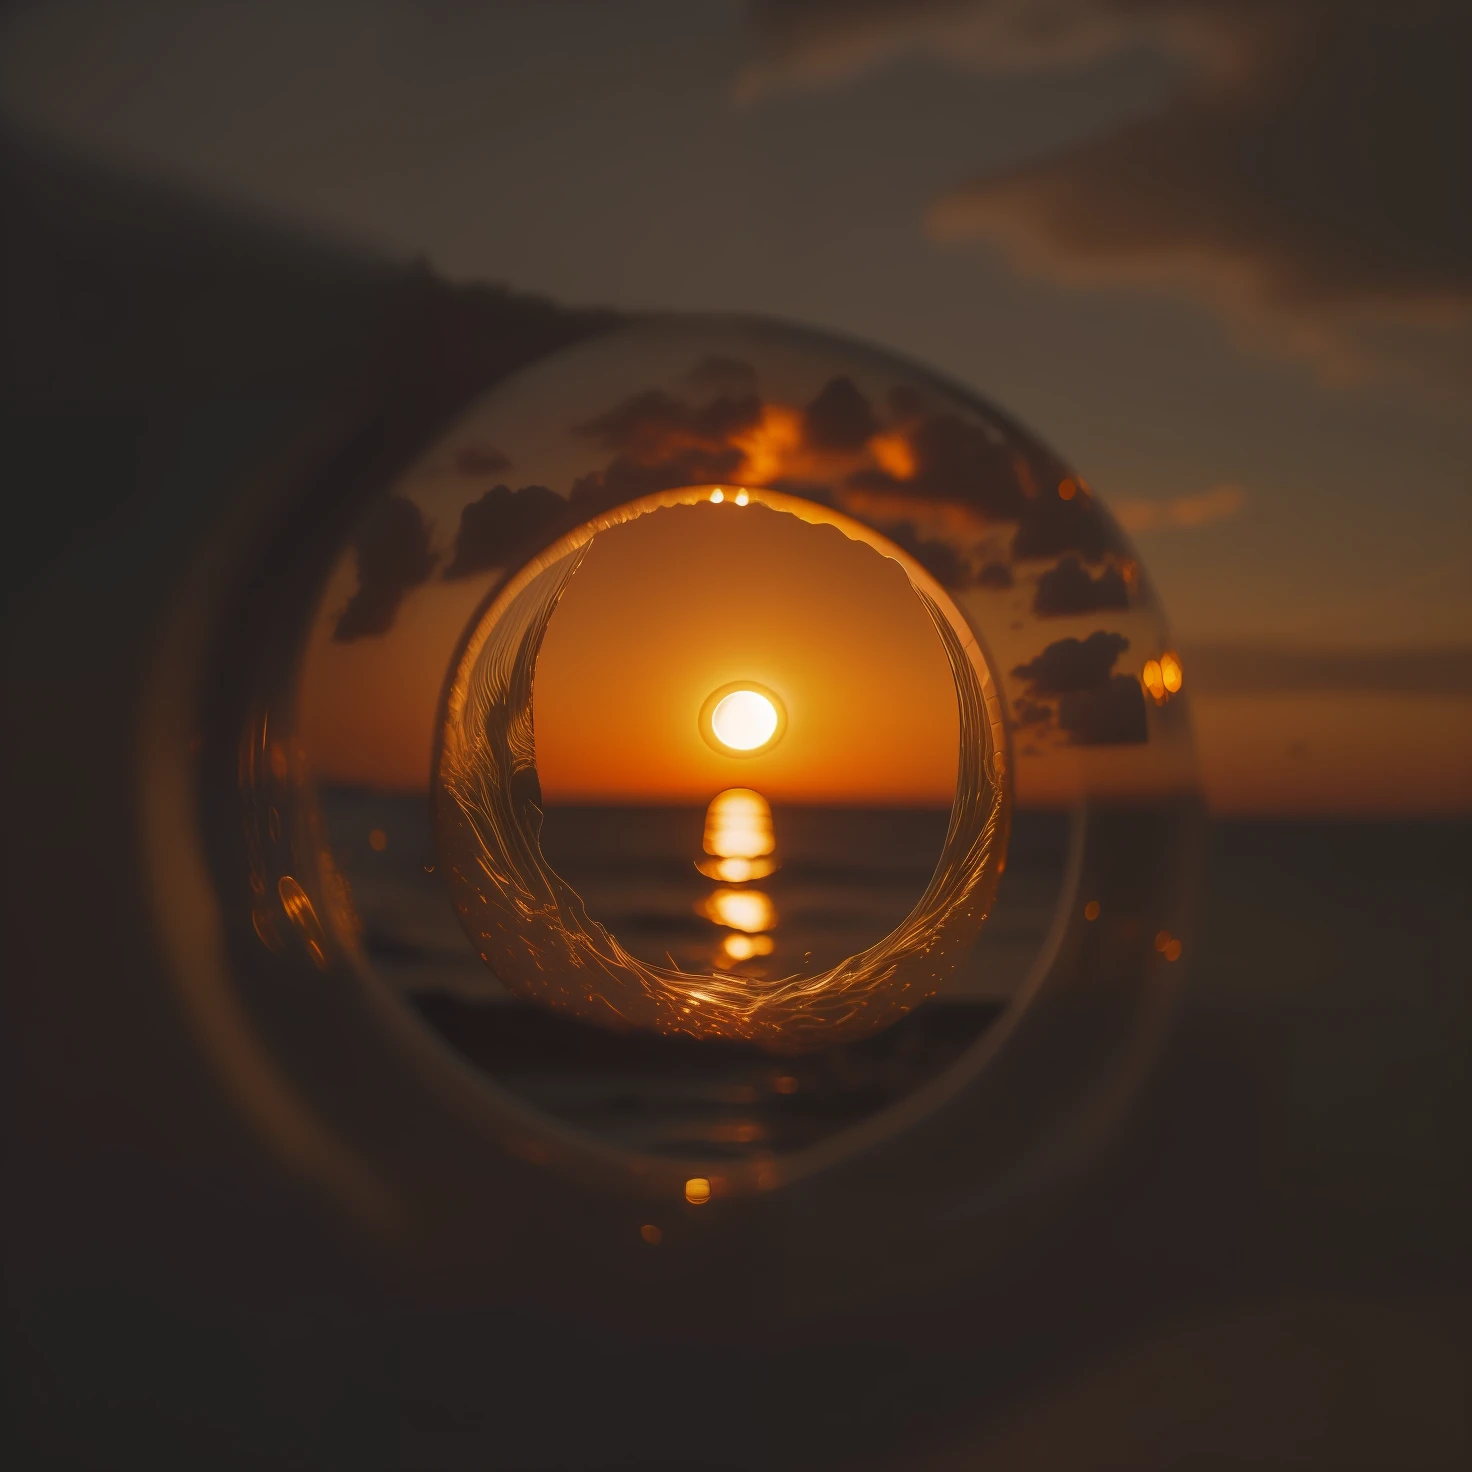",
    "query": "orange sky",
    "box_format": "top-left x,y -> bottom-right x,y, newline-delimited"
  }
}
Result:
533,502 -> 958,803
298,496 -> 1472,814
